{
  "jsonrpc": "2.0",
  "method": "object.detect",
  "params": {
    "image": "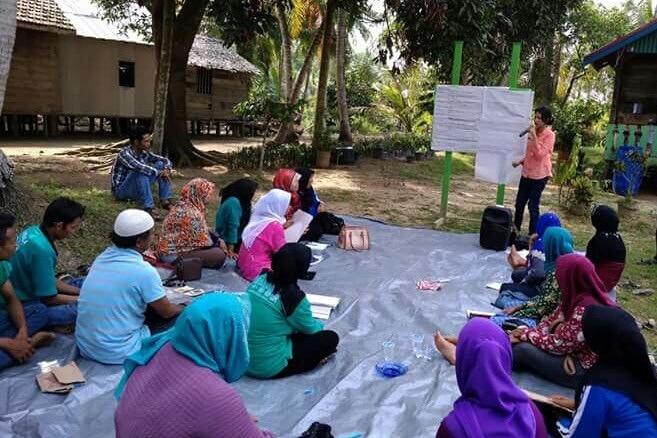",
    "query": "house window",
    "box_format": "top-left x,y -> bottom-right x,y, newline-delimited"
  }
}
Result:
118,61 -> 135,87
197,67 -> 212,95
